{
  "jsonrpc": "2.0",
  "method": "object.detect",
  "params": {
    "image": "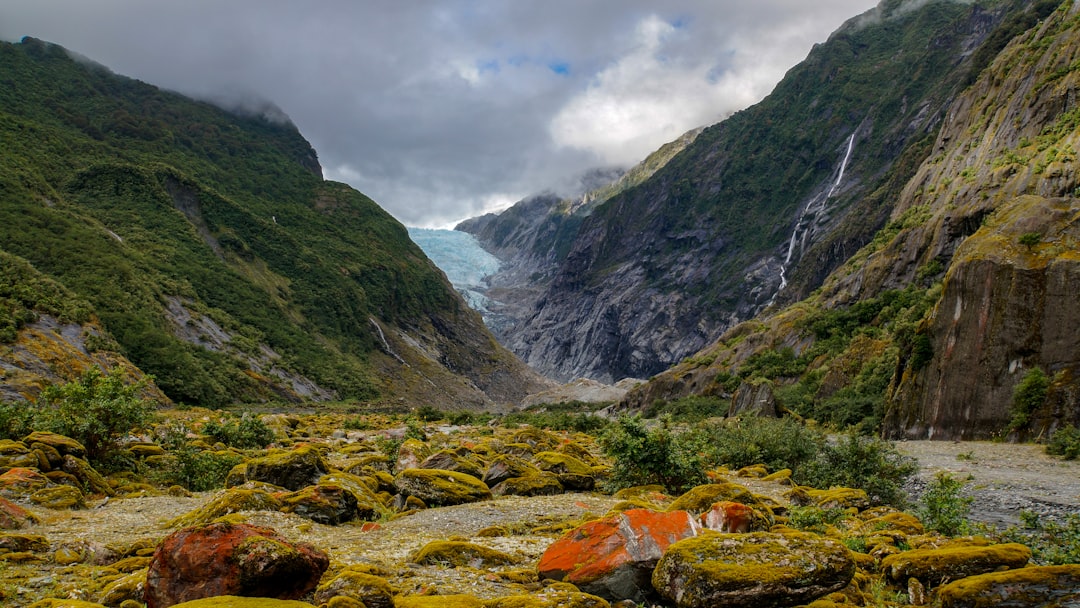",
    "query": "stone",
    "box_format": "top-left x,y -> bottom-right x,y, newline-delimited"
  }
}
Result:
394,438 -> 431,473
418,450 -> 484,479
144,522 -> 328,608
409,540 -> 518,568
282,484 -> 358,525
313,565 -> 393,608
393,468 -> 491,507
700,501 -> 769,533
880,543 -> 1031,586
0,467 -> 50,493
807,487 -> 870,510
169,599 -> 316,608
0,532 -> 49,553
667,483 -> 764,514
652,530 -> 856,608
27,600 -> 108,608
538,508 -> 701,602
482,455 -> 541,487
394,595 -> 485,608
0,495 -> 40,529
936,564 -> 1080,607
486,588 -> 611,608
99,569 -> 146,607
22,431 -> 87,458
244,445 -> 330,491
61,455 -> 114,496
491,473 -> 564,497
30,485 -> 86,509
31,441 -> 63,470
167,488 -> 283,528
